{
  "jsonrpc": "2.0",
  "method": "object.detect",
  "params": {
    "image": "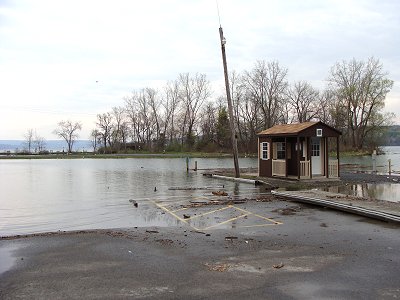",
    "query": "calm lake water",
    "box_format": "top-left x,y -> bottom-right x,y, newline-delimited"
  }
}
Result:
341,146 -> 400,174
1,148 -> 400,237
0,158 -> 260,236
